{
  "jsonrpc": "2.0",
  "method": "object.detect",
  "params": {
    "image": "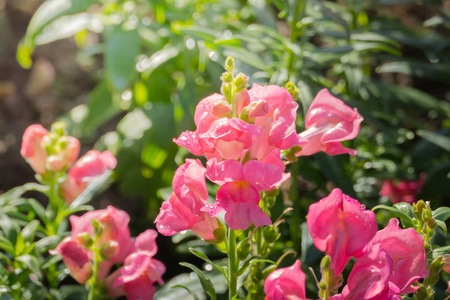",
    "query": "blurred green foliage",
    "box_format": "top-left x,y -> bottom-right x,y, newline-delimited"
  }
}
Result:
18,0 -> 450,297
